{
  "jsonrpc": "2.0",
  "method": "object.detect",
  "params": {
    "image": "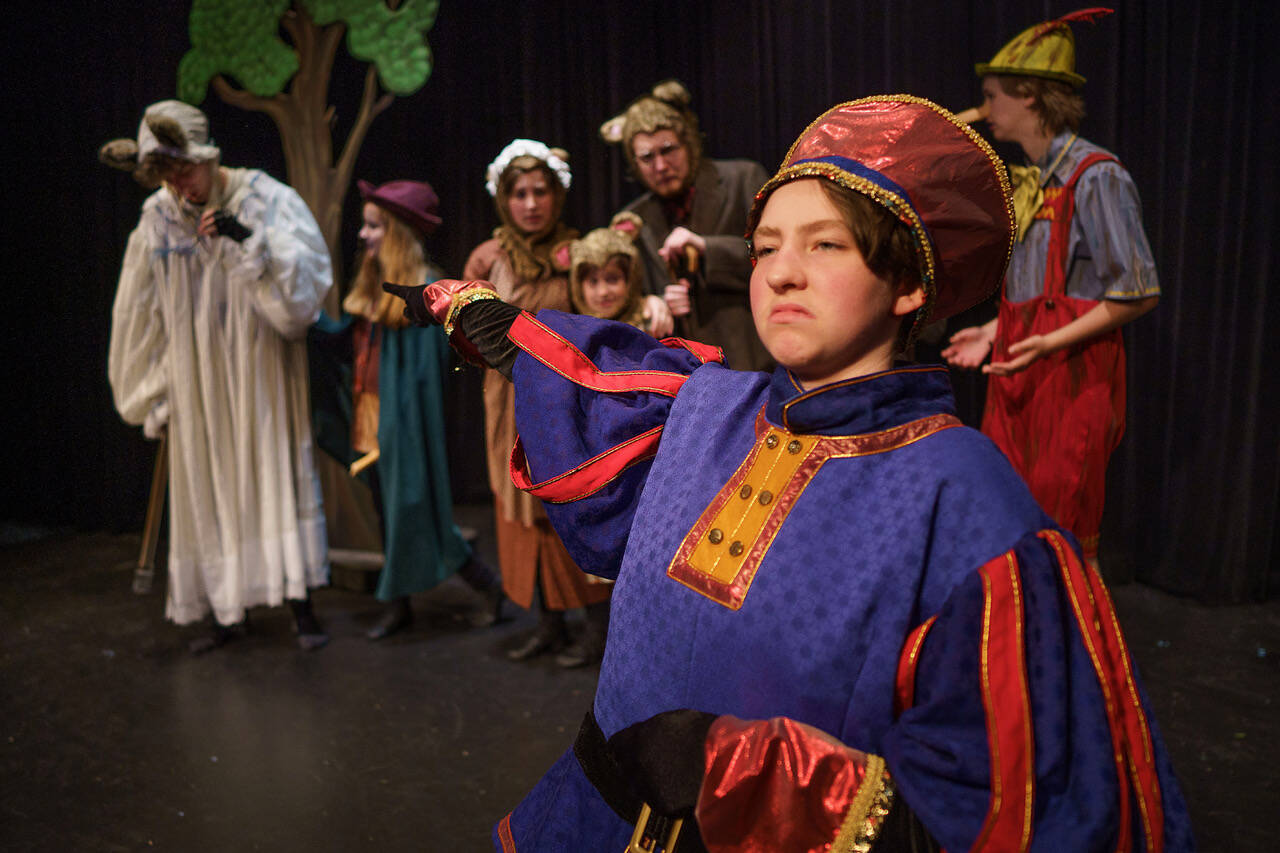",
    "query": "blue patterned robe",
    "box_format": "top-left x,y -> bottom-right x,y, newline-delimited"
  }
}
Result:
495,310 -> 1192,852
